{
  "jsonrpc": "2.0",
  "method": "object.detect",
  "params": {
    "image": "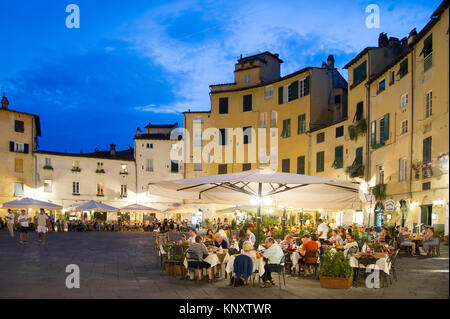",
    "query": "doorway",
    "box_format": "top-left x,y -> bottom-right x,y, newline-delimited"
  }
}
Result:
420,205 -> 432,226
